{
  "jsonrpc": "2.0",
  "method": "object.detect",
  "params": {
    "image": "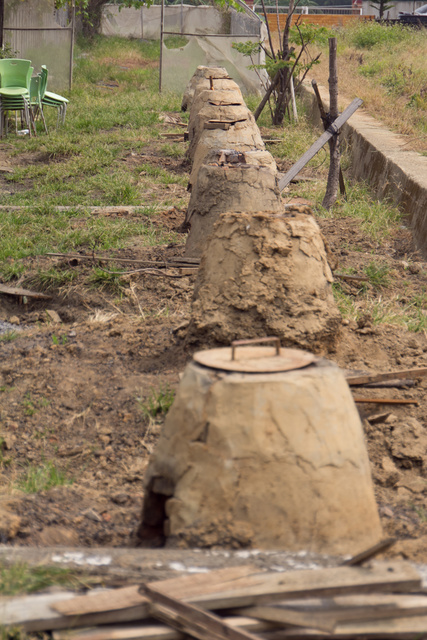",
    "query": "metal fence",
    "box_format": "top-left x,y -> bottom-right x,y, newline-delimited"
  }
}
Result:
3,0 -> 74,92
